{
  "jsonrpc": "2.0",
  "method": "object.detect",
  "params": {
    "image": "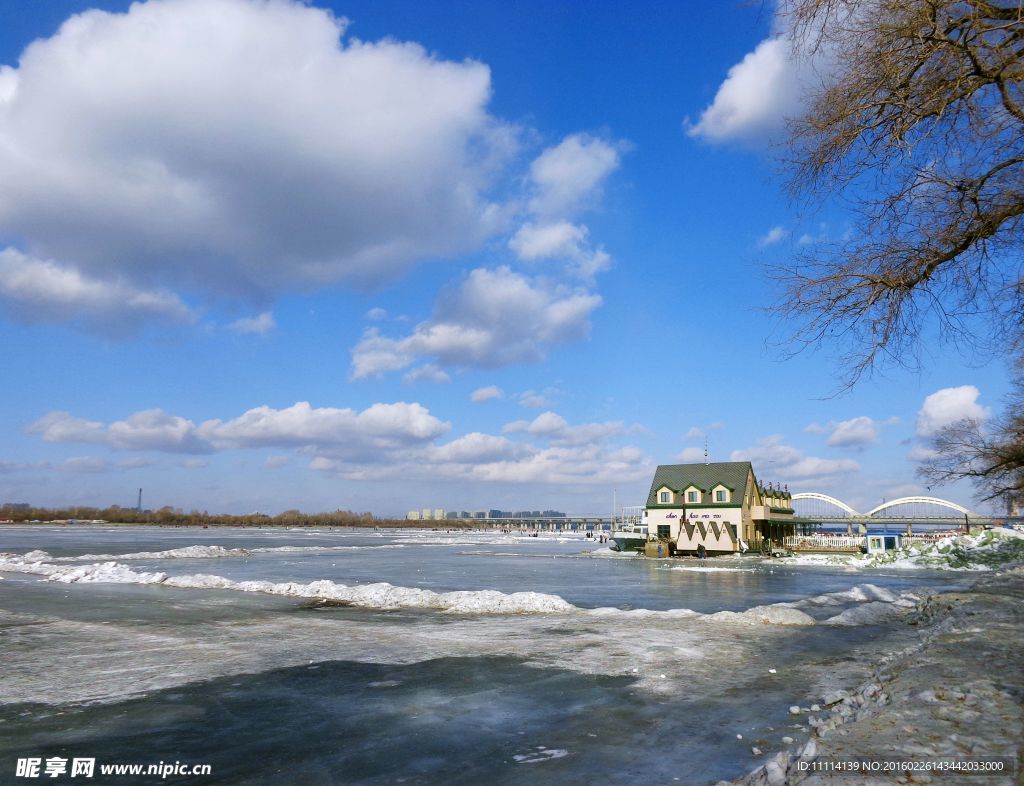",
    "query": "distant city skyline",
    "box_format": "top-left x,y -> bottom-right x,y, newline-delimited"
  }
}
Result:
0,0 -> 1009,516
